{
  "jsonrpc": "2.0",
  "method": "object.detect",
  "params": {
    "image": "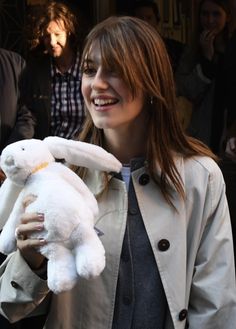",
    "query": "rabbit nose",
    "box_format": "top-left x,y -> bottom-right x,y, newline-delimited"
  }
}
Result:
5,155 -> 15,166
